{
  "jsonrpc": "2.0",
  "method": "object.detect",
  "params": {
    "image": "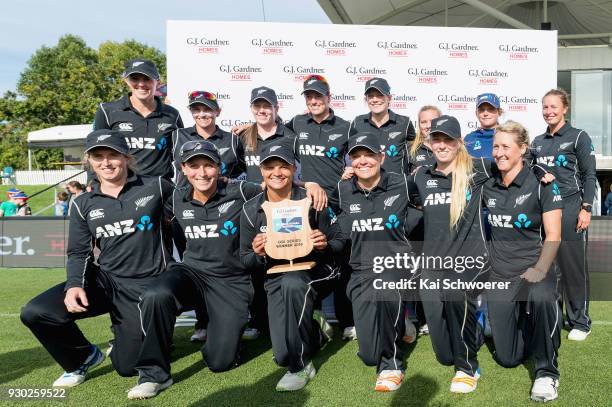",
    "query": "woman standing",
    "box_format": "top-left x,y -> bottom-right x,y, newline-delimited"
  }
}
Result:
405,105 -> 441,174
